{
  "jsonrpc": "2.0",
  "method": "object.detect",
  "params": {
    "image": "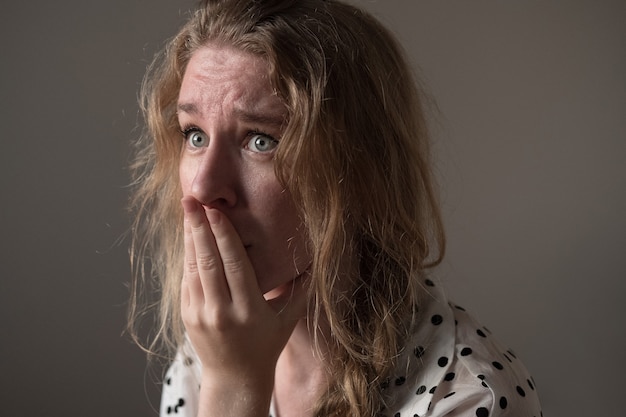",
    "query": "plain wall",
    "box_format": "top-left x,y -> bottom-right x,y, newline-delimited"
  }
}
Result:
1,1 -> 624,416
